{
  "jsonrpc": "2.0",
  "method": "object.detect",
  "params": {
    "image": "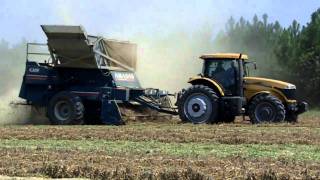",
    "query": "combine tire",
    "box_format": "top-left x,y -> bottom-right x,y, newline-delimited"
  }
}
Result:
248,94 -> 285,124
178,85 -> 219,124
47,92 -> 84,125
